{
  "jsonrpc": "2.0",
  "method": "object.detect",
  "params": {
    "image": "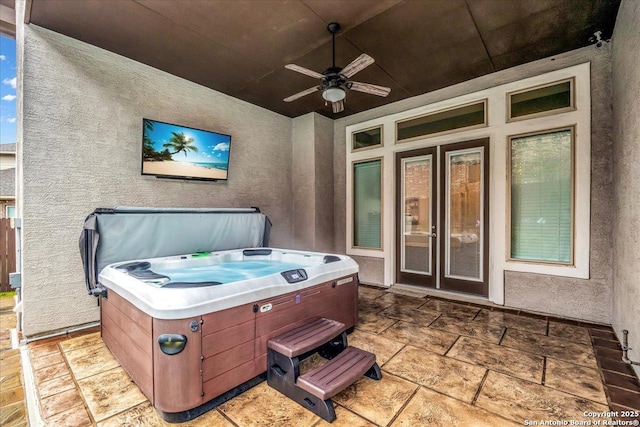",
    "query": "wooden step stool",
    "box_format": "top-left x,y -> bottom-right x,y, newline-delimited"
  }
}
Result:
267,318 -> 382,423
